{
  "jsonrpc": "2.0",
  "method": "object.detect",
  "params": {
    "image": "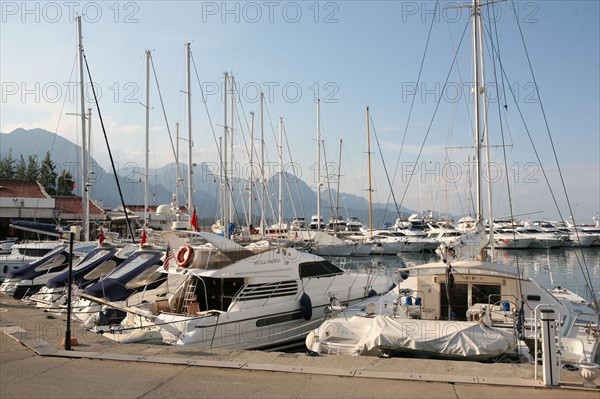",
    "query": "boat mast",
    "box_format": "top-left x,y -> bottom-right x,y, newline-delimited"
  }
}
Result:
175,121 -> 180,209
366,106 -> 373,236
278,117 -> 284,229
76,16 -> 89,241
316,99 -> 321,231
185,42 -> 193,218
219,136 -> 223,226
471,0 -> 495,259
86,107 -> 92,227
248,111 -> 254,228
229,74 -> 235,232
476,0 -> 494,259
260,92 -> 266,237
335,138 -> 342,219
471,1 -> 483,226
223,72 -> 229,233
144,49 -> 150,229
